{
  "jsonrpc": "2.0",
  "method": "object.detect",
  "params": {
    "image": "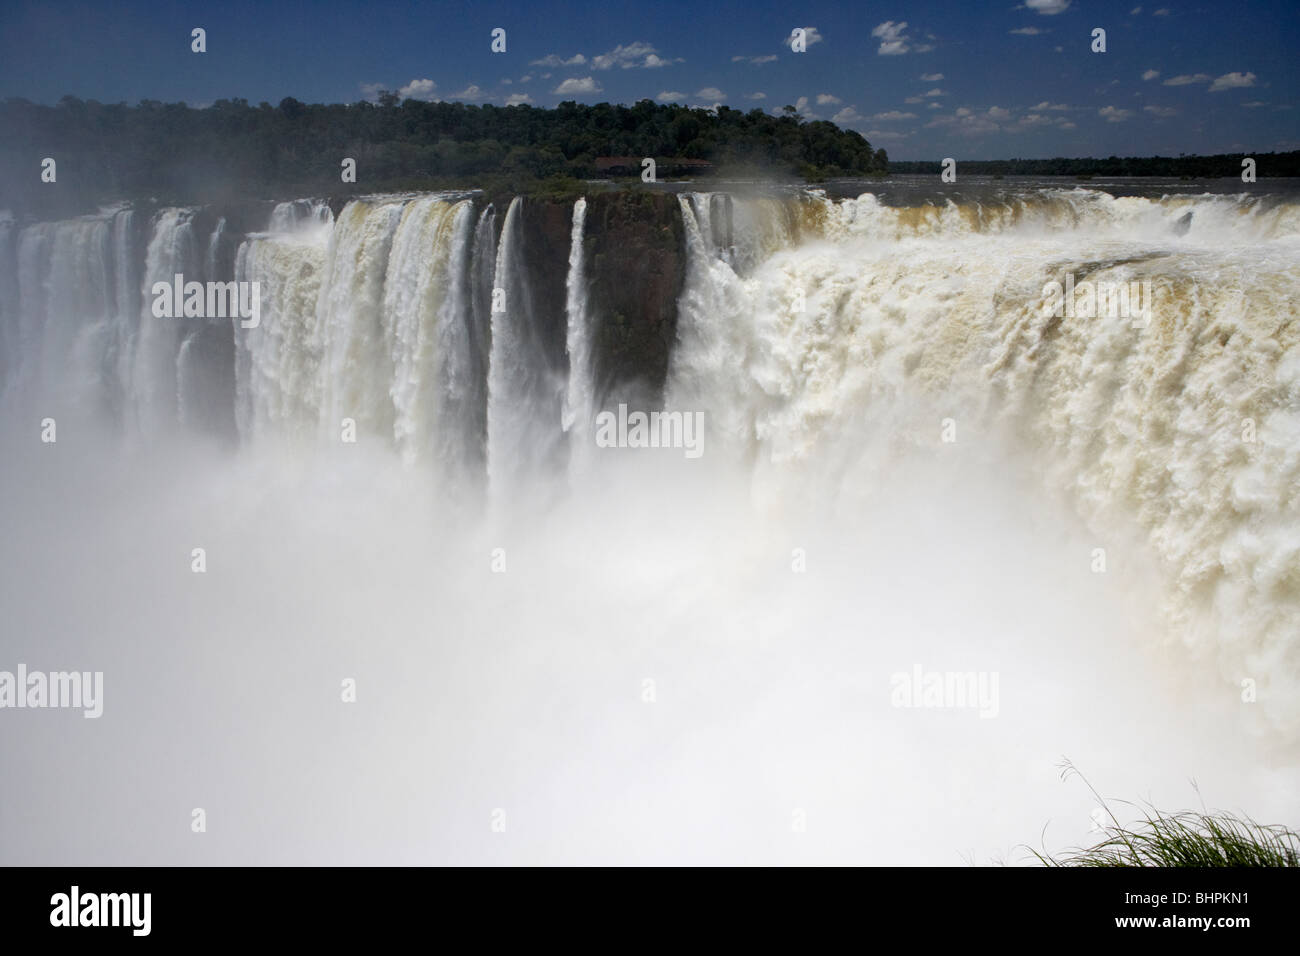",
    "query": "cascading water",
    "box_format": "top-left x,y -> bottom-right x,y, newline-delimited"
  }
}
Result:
132,207 -> 197,436
487,196 -> 565,504
562,197 -> 595,478
233,195 -> 482,472
669,187 -> 1300,734
2,184 -> 1298,865
7,207 -> 137,424
234,203 -> 333,443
